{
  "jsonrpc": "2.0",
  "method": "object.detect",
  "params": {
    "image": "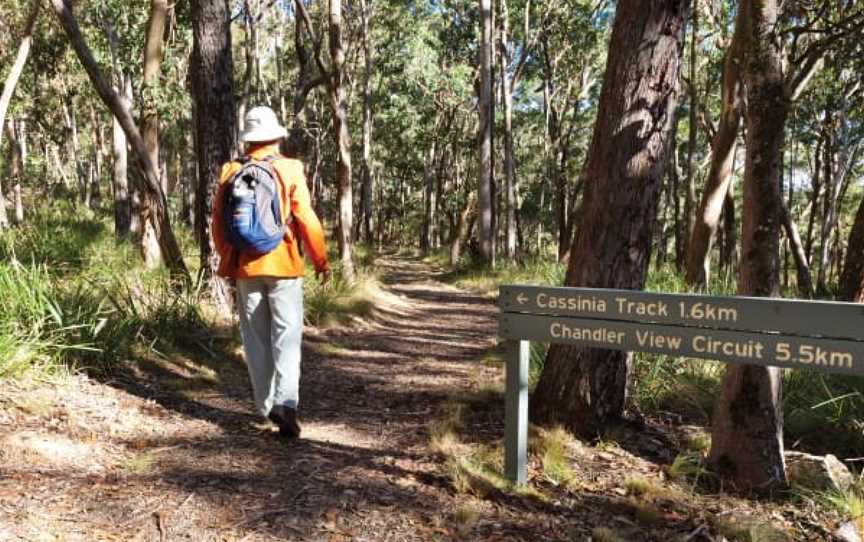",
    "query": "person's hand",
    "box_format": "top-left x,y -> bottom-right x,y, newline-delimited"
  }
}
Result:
316,268 -> 332,286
